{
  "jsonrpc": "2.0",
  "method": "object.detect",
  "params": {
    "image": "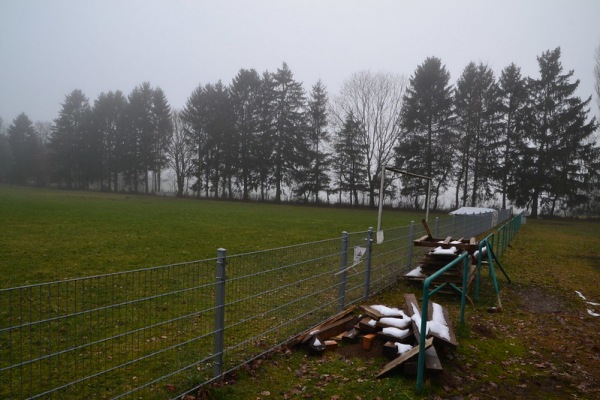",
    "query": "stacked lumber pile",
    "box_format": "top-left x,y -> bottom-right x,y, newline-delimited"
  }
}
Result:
295,294 -> 457,378
405,225 -> 479,292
